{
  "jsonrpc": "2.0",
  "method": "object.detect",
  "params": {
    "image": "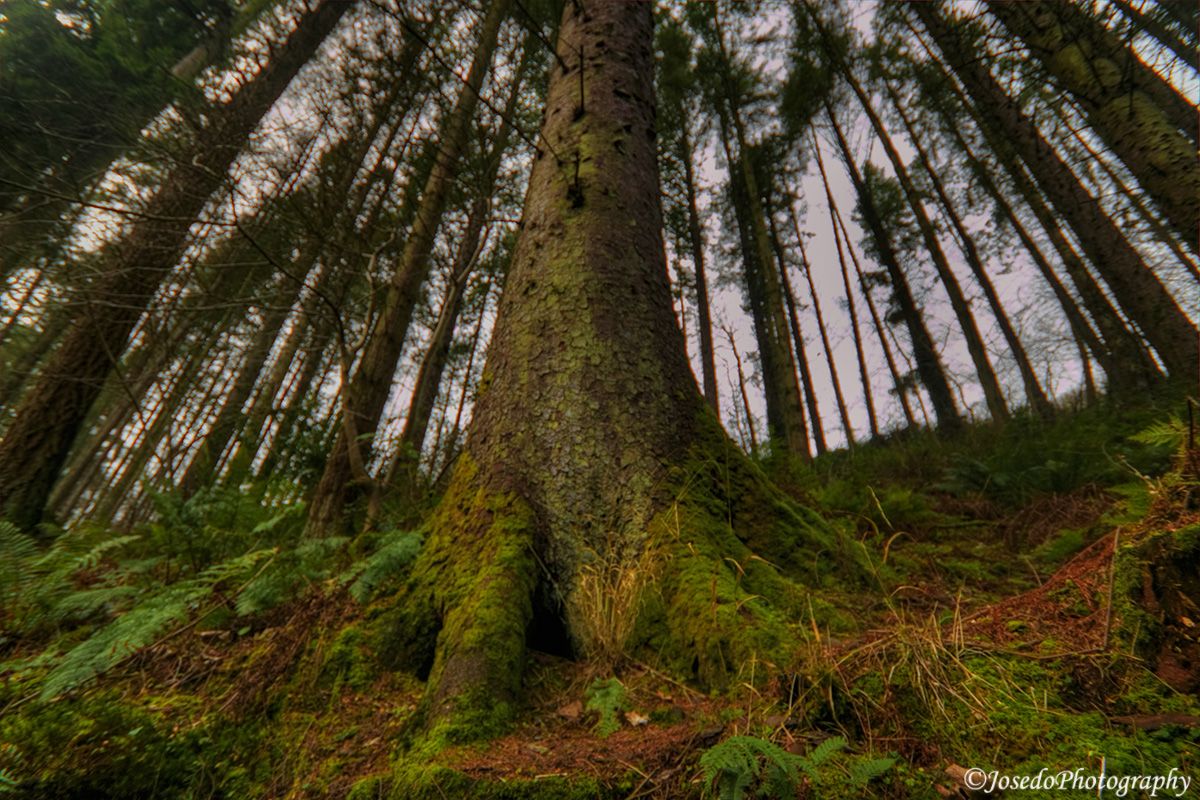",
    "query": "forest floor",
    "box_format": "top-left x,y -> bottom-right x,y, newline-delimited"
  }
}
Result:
2,393 -> 1199,798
